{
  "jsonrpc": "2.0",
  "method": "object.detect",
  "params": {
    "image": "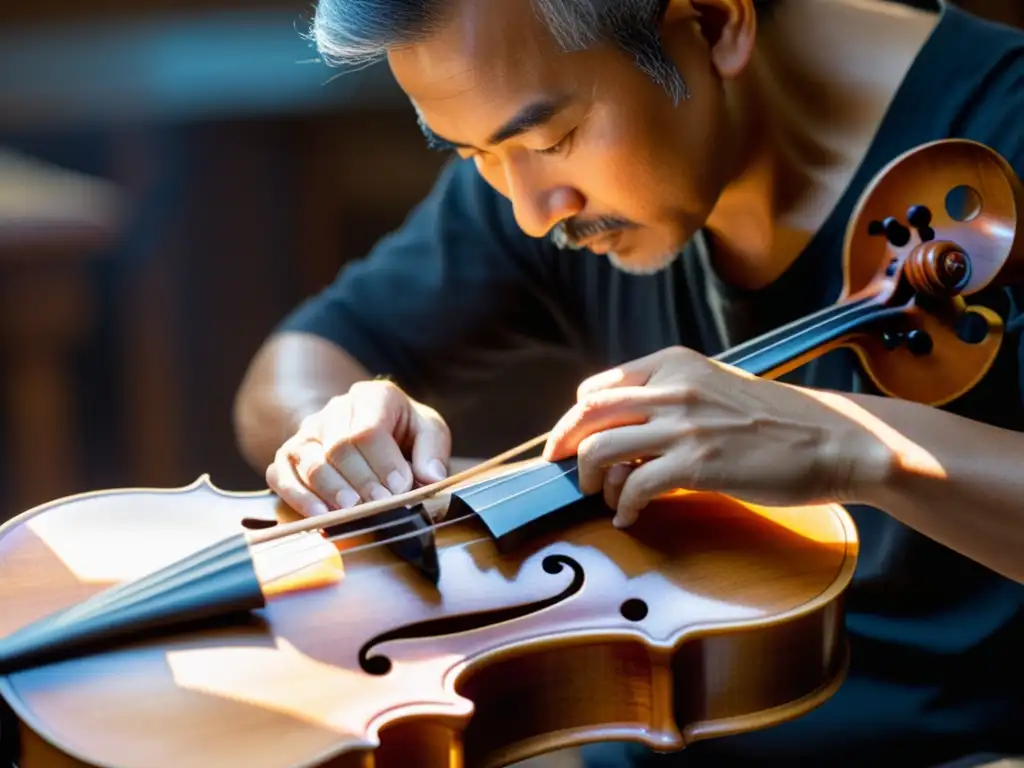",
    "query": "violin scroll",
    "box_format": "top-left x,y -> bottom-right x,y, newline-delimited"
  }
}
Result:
901,240 -> 971,297
846,137 -> 1024,297
834,139 -> 1024,406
